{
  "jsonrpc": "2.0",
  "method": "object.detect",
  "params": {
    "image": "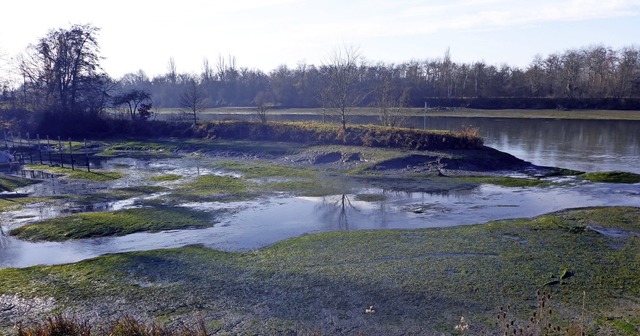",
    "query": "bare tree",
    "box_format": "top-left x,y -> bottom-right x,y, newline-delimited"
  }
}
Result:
320,45 -> 366,130
167,57 -> 177,84
375,67 -> 409,127
180,77 -> 208,125
253,90 -> 274,123
201,57 -> 215,83
19,24 -> 107,115
616,47 -> 640,98
0,47 -> 12,106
